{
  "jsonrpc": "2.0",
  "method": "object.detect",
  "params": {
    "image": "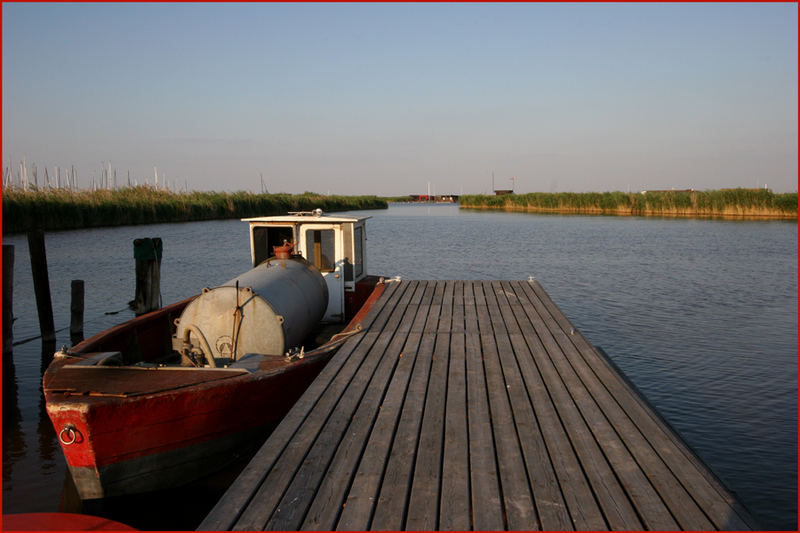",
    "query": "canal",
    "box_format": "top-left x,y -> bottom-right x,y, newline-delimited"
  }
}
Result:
2,203 -> 797,530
